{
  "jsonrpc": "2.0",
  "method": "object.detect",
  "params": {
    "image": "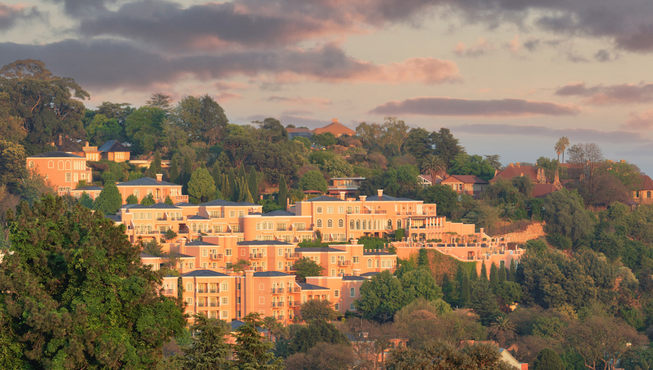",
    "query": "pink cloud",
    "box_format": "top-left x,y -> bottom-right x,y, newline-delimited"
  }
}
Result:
454,38 -> 493,57
625,110 -> 653,130
268,96 -> 332,106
